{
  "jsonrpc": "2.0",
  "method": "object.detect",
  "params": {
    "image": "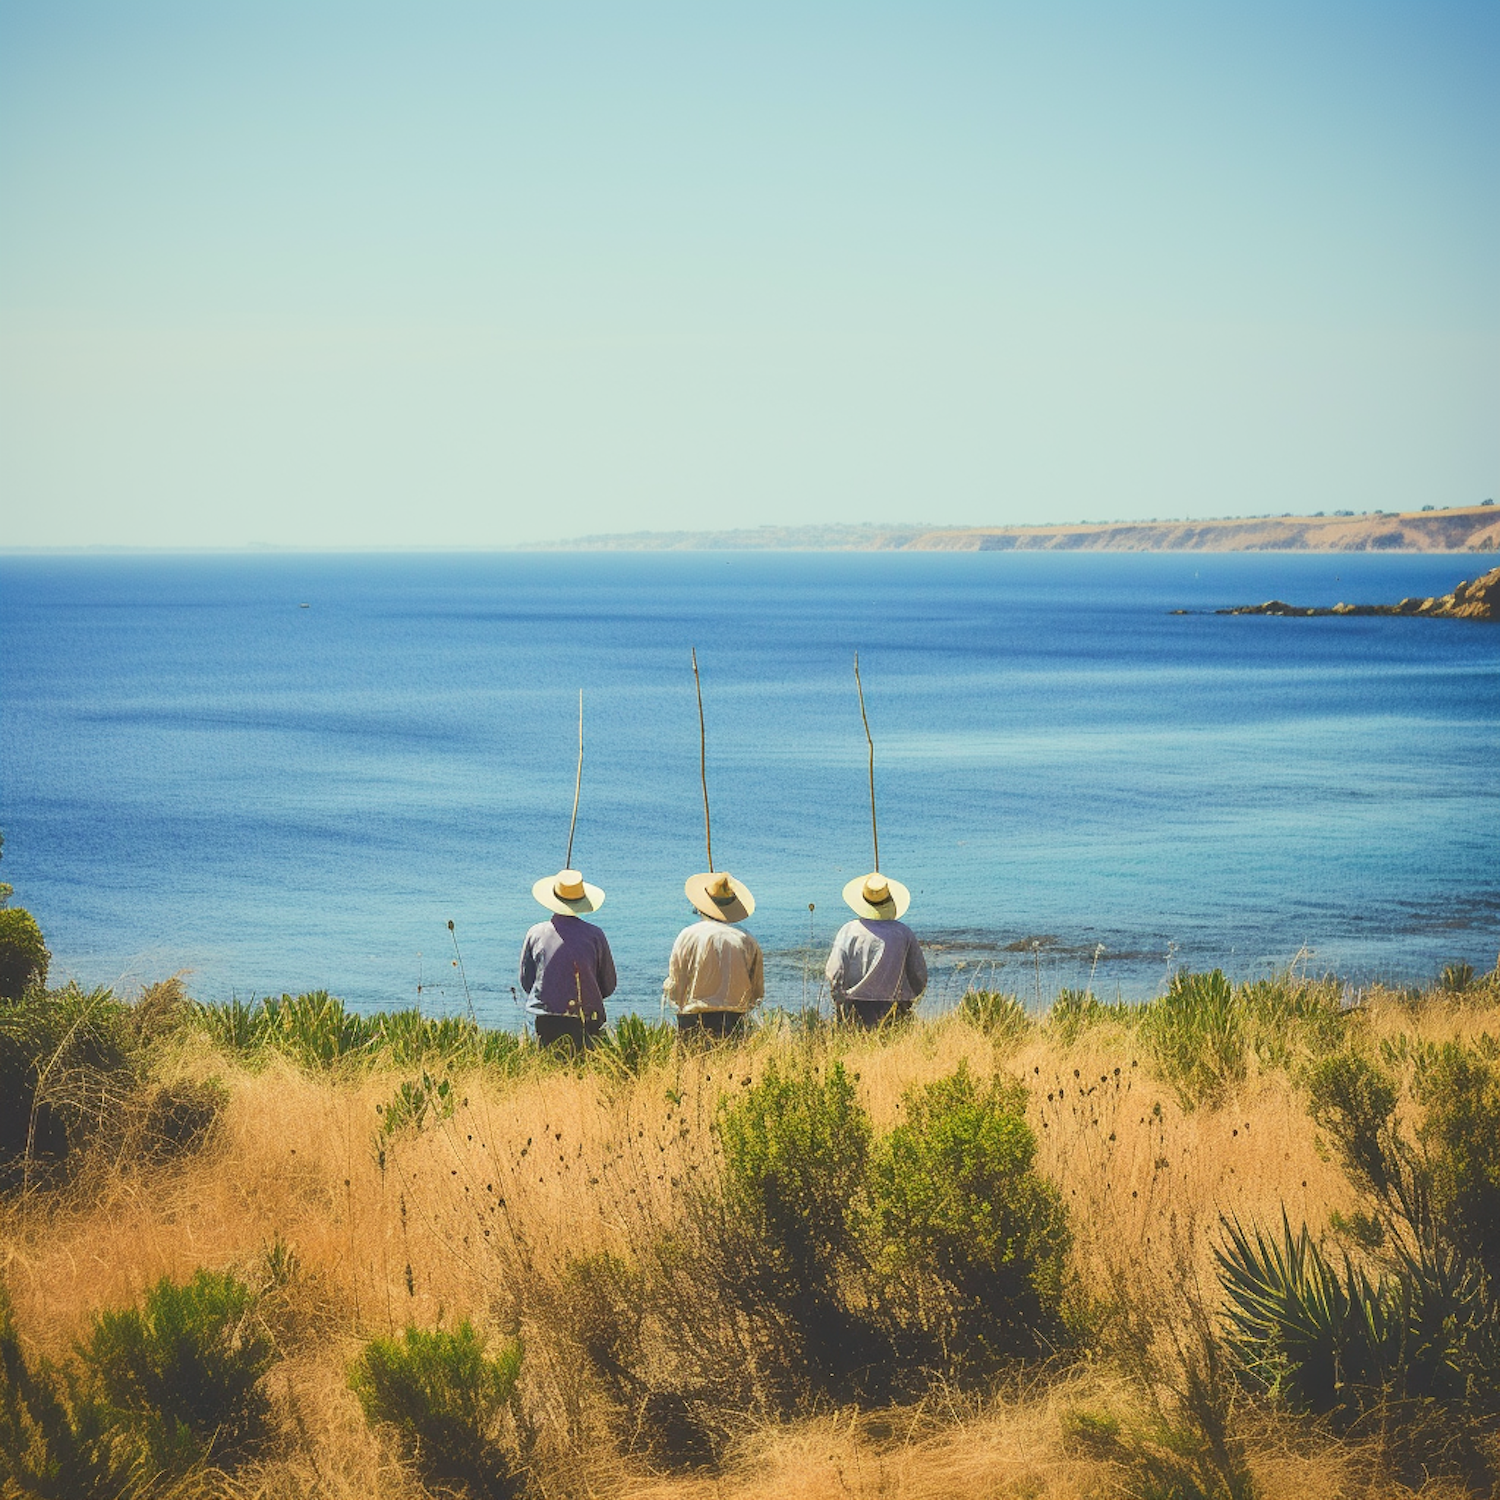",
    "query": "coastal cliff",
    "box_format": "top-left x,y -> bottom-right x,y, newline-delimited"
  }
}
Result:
551,504 -> 1500,554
